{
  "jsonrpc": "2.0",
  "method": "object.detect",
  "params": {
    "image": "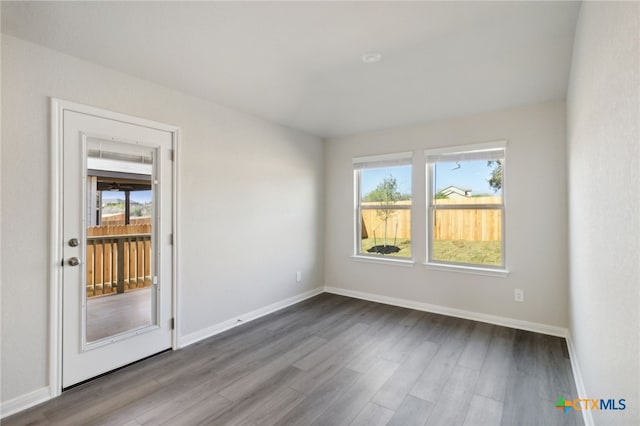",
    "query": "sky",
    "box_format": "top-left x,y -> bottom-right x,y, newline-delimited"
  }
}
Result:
101,190 -> 152,204
361,165 -> 412,196
434,160 -> 501,196
360,160 -> 501,198
106,161 -> 499,203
